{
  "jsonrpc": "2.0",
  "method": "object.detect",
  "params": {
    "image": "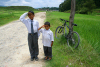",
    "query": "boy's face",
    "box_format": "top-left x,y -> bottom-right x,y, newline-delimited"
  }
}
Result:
44,25 -> 50,30
28,12 -> 34,20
